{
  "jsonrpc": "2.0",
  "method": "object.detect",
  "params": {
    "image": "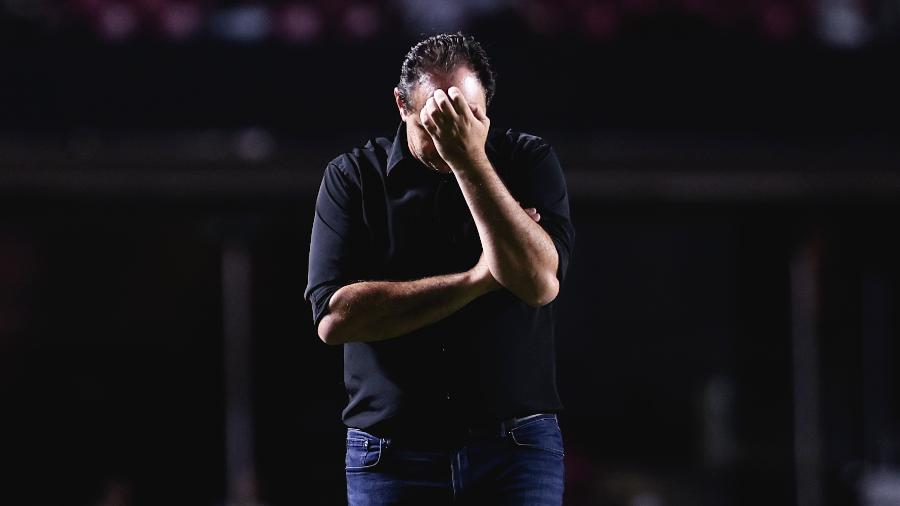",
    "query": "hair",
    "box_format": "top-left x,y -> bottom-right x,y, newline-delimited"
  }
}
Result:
397,32 -> 497,112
